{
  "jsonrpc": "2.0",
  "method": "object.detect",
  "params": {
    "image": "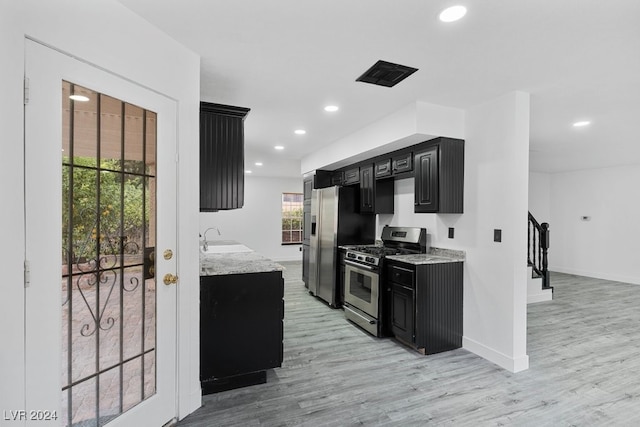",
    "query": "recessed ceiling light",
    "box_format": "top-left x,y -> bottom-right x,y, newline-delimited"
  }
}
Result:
439,5 -> 467,22
294,129 -> 306,135
573,120 -> 591,127
274,145 -> 285,150
324,105 -> 339,112
69,95 -> 90,102
255,162 -> 263,166
245,170 -> 253,174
